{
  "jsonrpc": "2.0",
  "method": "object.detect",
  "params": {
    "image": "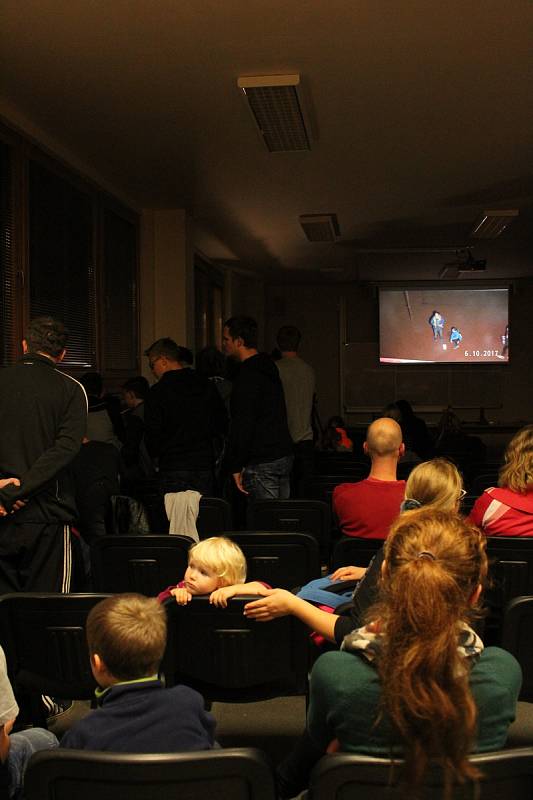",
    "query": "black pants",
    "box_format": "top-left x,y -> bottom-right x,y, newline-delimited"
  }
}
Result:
0,520 -> 72,593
